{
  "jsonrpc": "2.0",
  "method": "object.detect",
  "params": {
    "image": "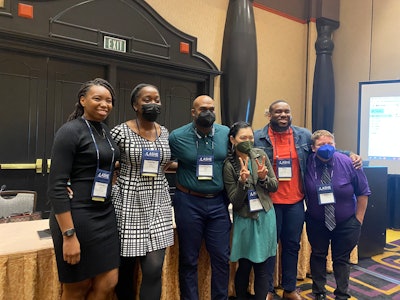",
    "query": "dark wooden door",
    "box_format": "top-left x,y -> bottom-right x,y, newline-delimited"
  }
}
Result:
0,49 -> 203,214
111,67 -> 160,126
160,77 -> 199,132
0,49 -> 106,213
114,68 -> 197,131
0,50 -> 47,210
